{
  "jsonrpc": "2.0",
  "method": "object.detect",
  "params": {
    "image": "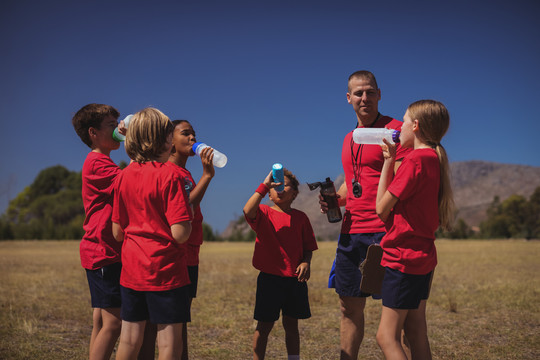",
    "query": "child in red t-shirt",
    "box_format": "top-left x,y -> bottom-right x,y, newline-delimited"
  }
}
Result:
243,168 -> 318,360
168,119 -> 215,360
72,103 -> 127,360
375,100 -> 455,360
111,108 -> 193,360
137,119 -> 216,360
